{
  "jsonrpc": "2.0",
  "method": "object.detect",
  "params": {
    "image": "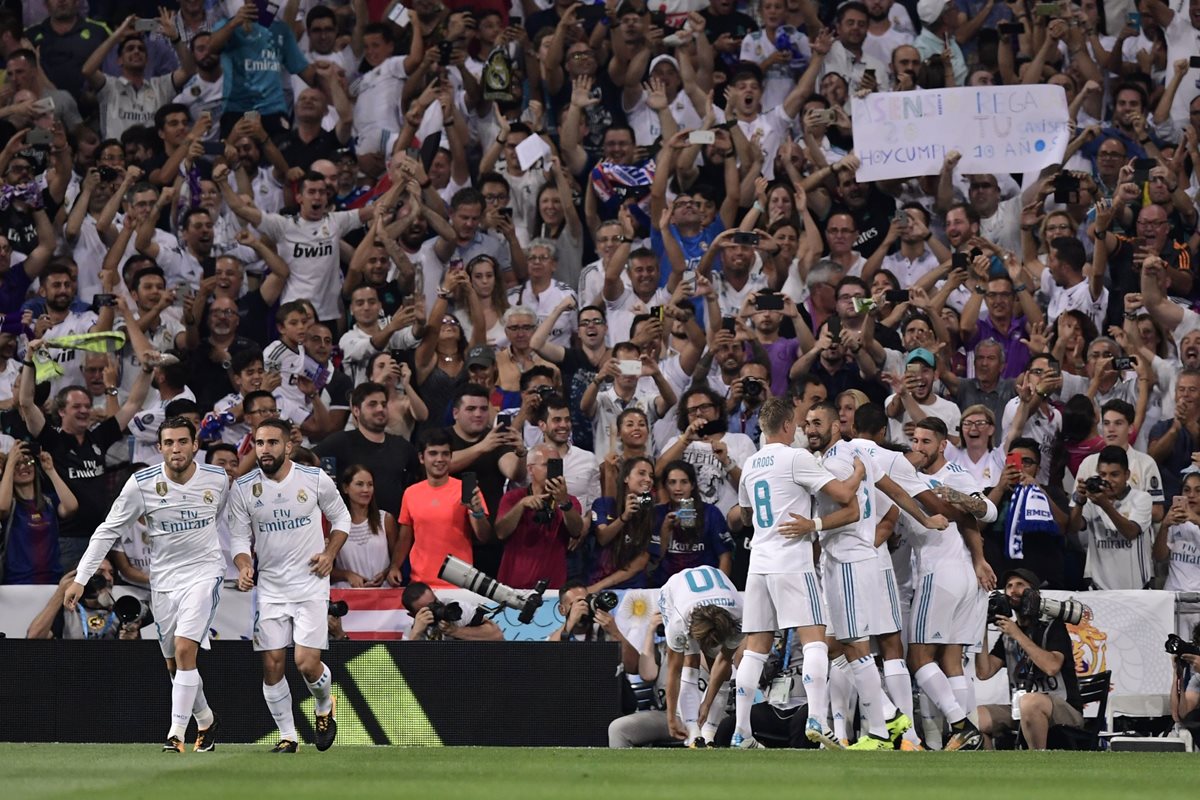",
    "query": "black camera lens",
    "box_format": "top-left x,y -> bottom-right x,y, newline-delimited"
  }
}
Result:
586,591 -> 619,614
113,594 -> 142,624
743,378 -> 763,398
328,599 -> 349,618
83,573 -> 109,599
427,600 -> 463,625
